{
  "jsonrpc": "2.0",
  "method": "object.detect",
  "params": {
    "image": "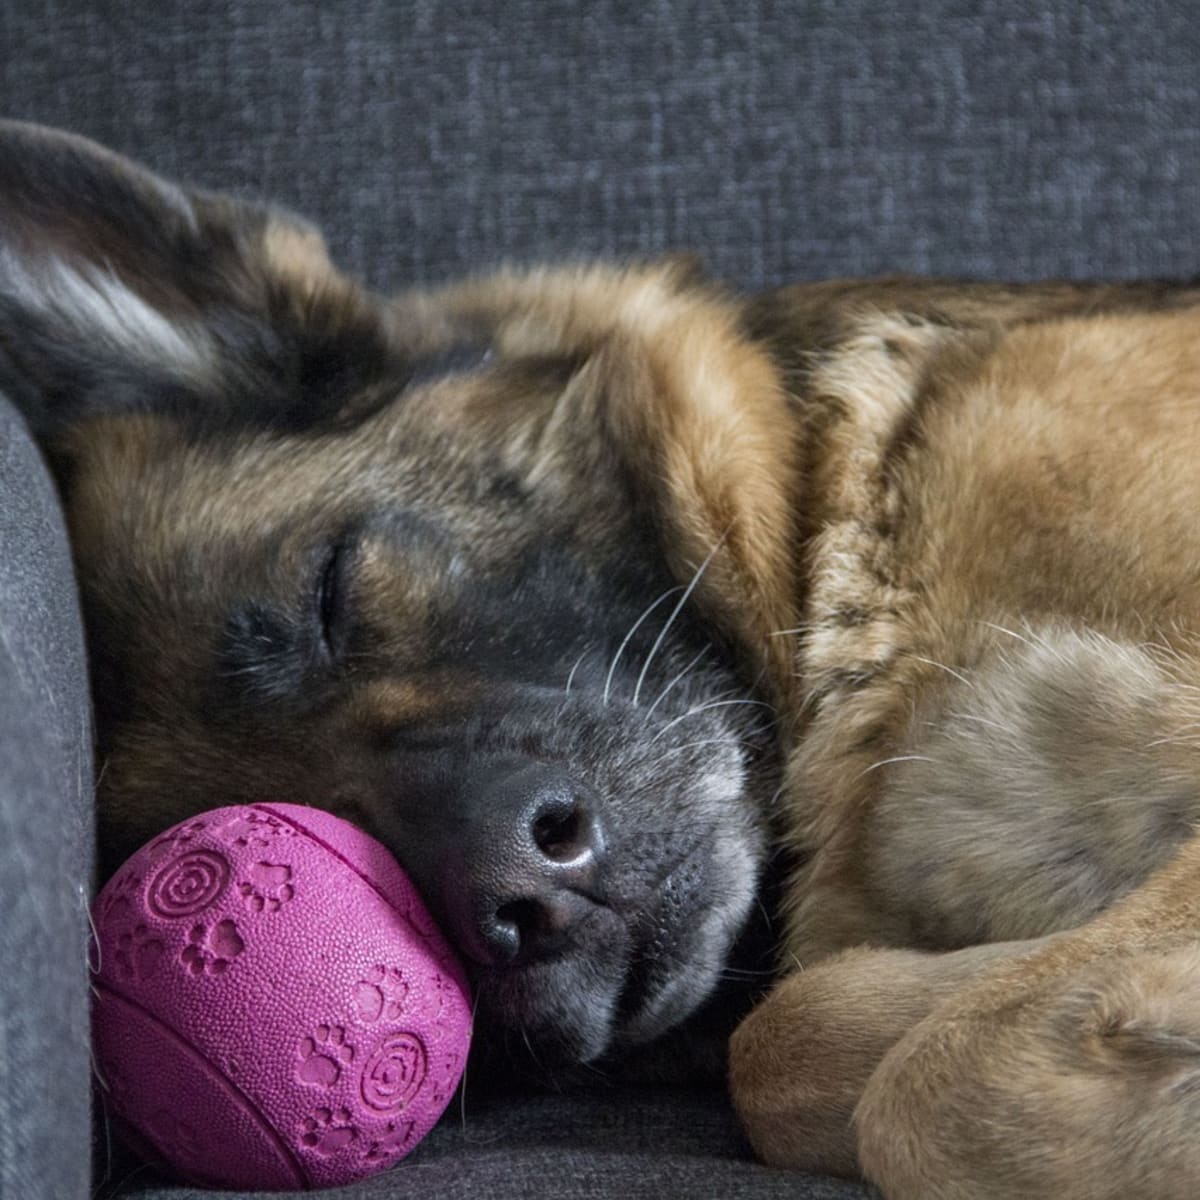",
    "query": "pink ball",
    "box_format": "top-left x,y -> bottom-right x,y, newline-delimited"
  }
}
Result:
91,803 -> 472,1190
